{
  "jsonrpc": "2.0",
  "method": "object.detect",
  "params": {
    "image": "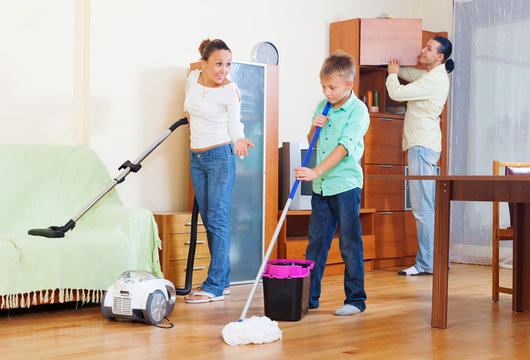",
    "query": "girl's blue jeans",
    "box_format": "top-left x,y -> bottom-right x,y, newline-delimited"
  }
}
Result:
189,144 -> 235,297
